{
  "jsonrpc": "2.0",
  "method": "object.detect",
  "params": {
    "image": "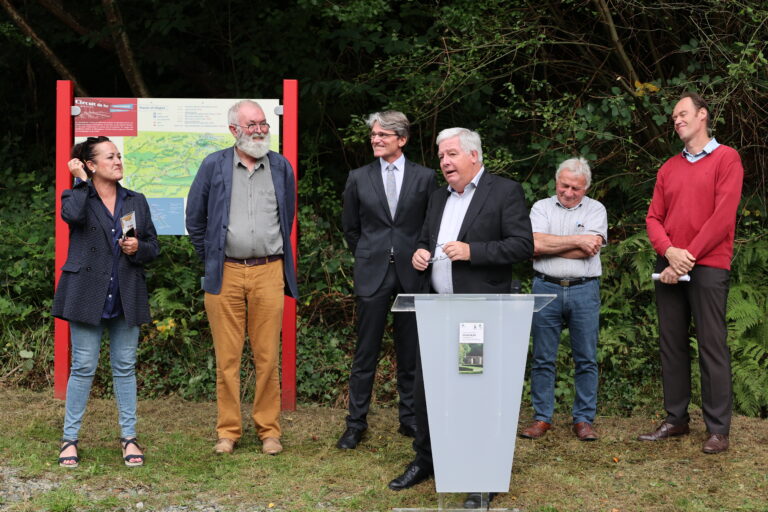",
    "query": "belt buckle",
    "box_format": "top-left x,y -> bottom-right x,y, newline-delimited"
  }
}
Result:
559,279 -> 570,287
